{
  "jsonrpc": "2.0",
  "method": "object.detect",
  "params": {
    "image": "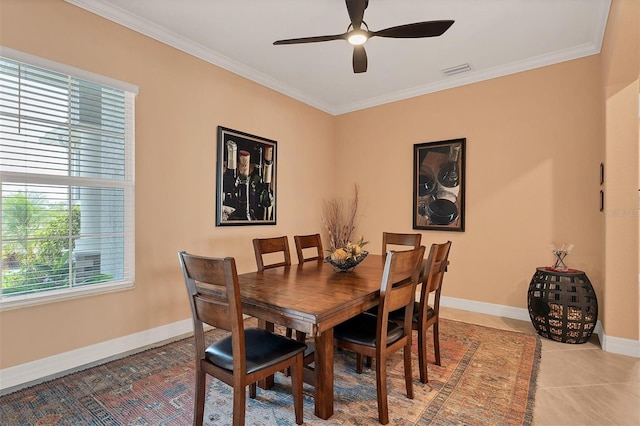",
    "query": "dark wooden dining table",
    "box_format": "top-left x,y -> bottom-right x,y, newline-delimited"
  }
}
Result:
236,253 -> 390,420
